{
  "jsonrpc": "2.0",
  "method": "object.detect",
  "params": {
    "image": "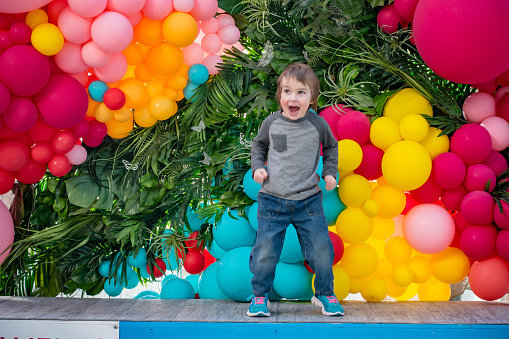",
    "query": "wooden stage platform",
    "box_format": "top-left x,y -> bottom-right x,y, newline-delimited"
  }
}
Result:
1,297 -> 508,338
